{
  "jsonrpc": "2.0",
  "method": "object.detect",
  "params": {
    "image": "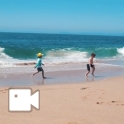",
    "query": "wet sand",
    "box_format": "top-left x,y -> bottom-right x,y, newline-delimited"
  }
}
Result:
0,64 -> 124,87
